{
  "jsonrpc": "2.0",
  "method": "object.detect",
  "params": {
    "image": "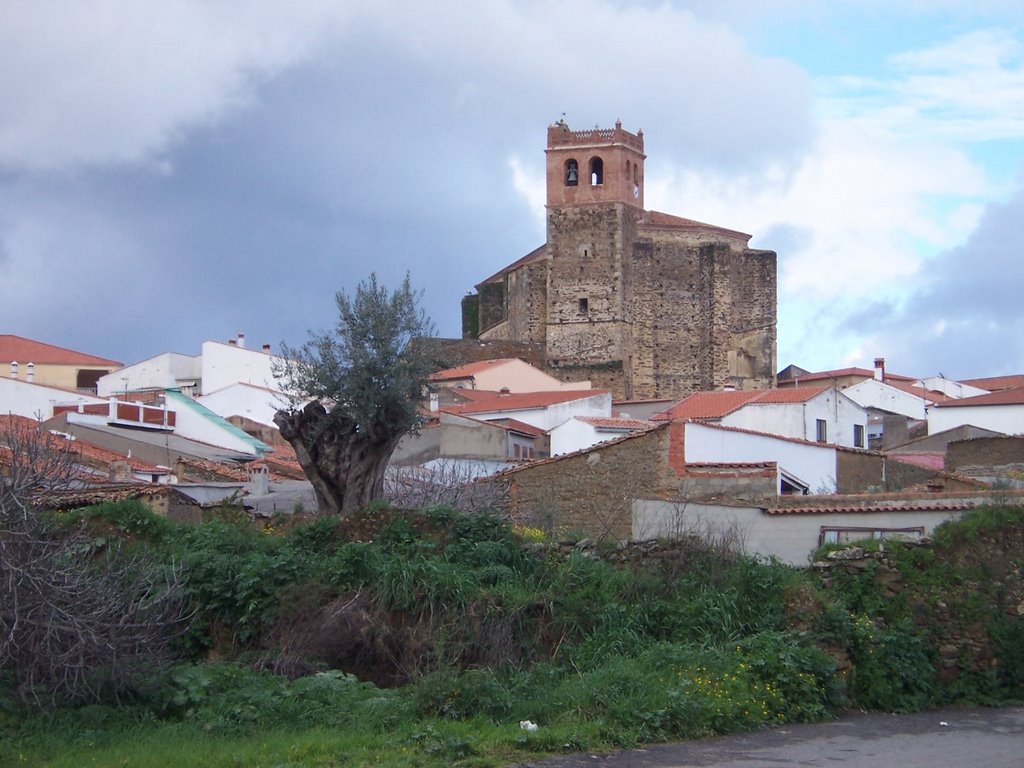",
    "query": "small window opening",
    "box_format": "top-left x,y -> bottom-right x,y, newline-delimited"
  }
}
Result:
816,419 -> 828,443
578,297 -> 589,314
565,159 -> 579,186
589,157 -> 603,185
853,424 -> 865,448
